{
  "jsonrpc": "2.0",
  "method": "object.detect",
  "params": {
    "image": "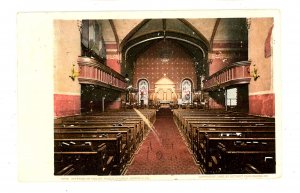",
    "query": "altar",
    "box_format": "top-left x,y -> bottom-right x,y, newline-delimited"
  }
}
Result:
159,100 -> 172,104
159,100 -> 173,108
154,75 -> 176,103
